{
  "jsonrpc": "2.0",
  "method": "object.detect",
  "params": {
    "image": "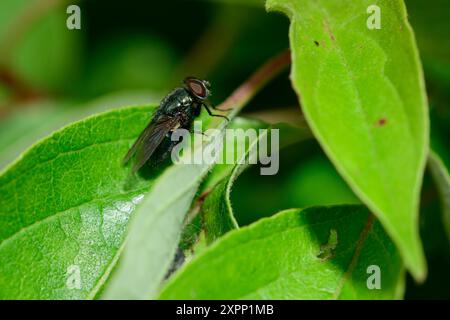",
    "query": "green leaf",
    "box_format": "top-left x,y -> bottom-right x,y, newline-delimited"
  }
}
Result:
428,151 -> 450,244
199,117 -> 268,193
266,0 -> 429,280
159,205 -> 405,299
0,91 -> 160,170
202,122 -> 311,243
177,118 -> 269,256
0,105 -> 159,299
200,119 -> 269,243
0,101 -> 267,299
